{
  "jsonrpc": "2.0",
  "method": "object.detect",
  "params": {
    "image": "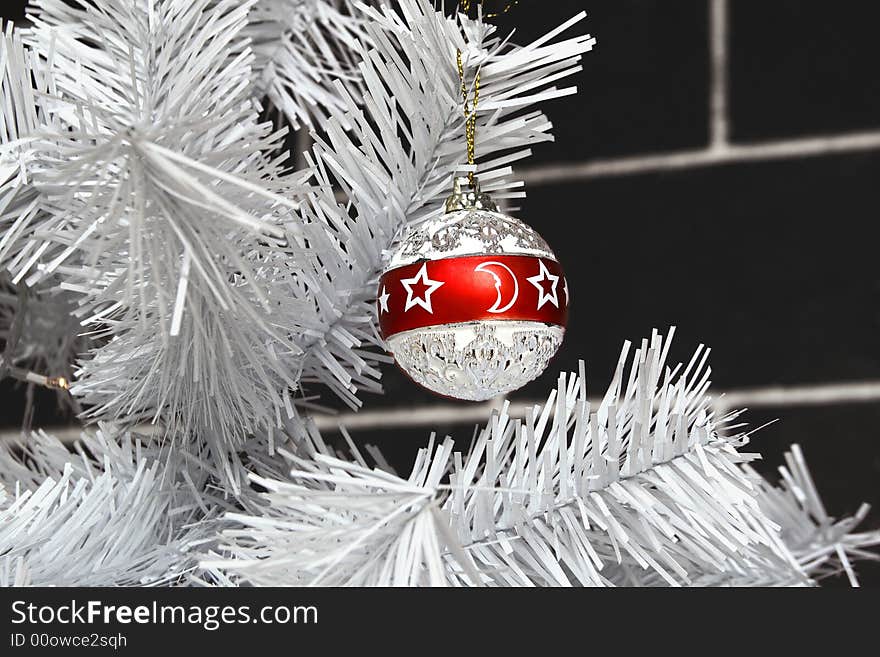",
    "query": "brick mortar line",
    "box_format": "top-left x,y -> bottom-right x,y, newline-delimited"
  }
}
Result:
4,380 -> 880,442
517,130 -> 880,185
709,0 -> 730,148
